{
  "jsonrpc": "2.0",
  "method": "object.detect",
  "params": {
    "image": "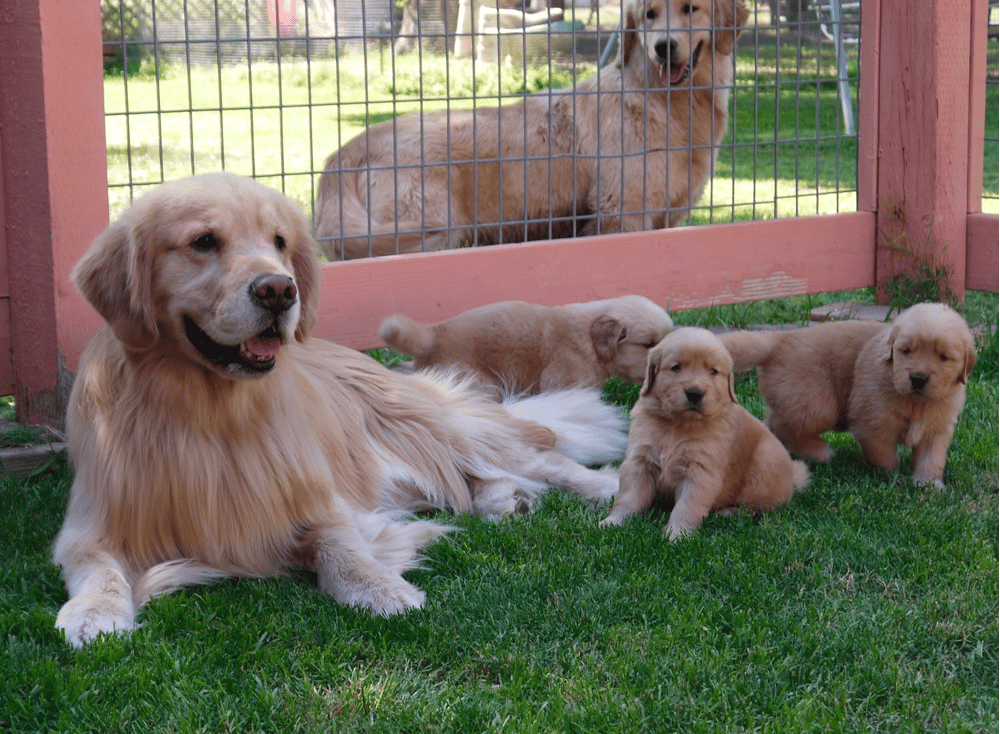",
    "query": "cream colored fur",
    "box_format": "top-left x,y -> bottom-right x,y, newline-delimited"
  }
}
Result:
314,0 -> 750,259
718,303 -> 977,487
601,328 -> 808,540
53,173 -> 627,647
378,296 -> 673,394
